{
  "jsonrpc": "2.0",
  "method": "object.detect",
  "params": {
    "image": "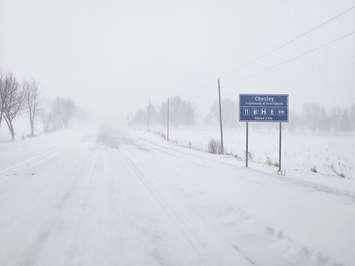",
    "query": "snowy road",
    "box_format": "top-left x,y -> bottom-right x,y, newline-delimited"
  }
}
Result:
0,128 -> 354,266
